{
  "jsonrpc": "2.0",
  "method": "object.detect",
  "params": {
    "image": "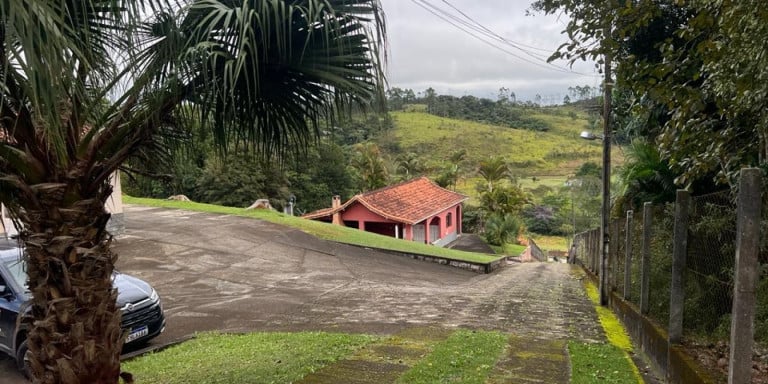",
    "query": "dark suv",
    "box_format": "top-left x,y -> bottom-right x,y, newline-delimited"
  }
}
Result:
0,239 -> 165,375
